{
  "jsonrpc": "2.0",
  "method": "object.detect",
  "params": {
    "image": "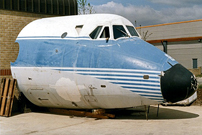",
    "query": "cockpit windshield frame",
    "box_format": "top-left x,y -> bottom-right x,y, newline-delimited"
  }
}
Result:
89,26 -> 103,39
89,24 -> 139,40
100,26 -> 110,39
113,25 -> 129,39
126,25 -> 139,37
